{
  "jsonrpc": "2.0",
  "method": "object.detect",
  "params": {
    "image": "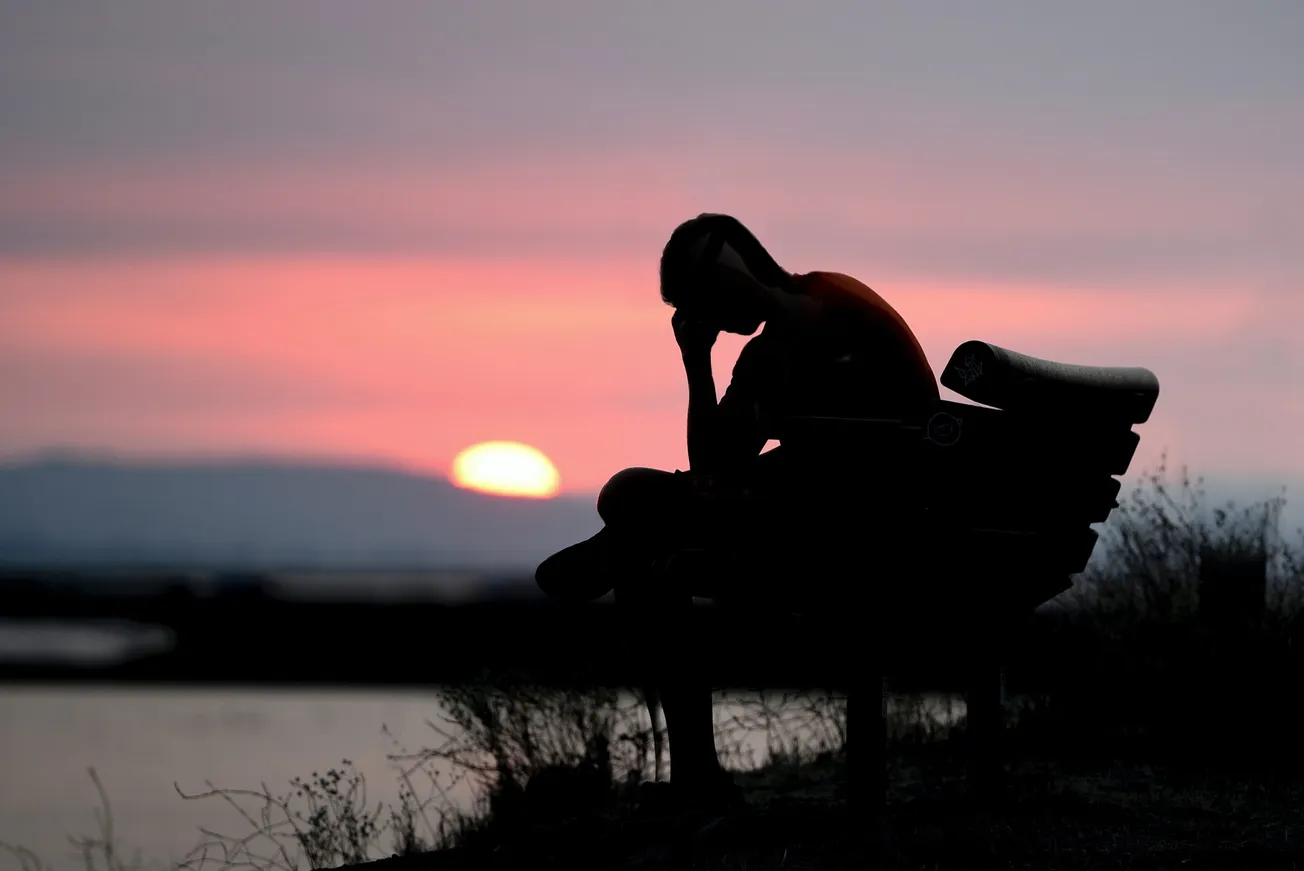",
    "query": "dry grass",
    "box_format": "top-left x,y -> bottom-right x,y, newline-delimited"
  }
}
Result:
5,456 -> 1304,870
